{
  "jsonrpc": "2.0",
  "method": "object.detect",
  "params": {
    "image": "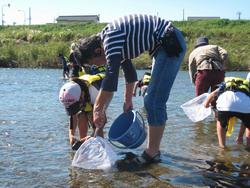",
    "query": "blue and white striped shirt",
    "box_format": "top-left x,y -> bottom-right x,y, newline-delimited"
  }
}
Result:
100,14 -> 171,60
